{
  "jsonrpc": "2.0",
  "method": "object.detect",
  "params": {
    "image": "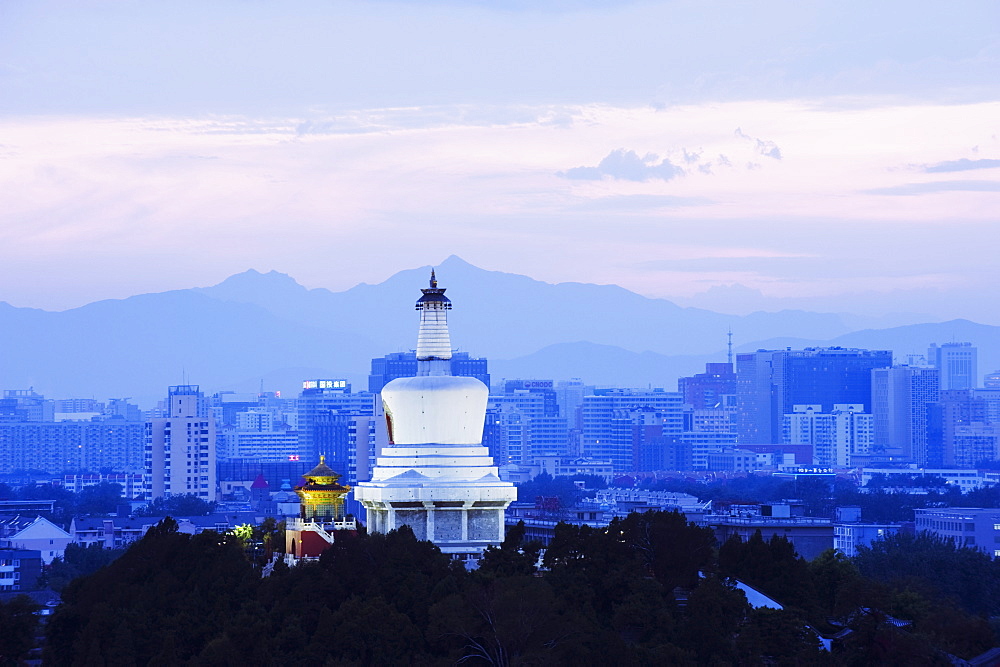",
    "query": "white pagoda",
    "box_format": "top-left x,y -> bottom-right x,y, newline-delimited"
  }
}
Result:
354,270 -> 517,561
